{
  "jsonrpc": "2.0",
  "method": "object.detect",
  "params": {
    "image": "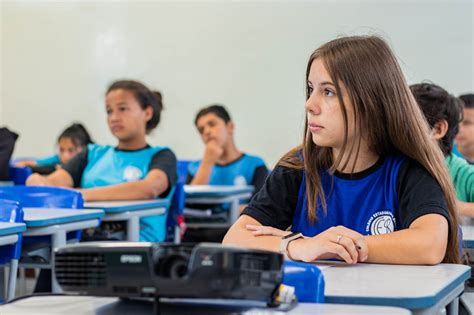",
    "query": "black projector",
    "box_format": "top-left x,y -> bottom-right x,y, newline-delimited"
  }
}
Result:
54,242 -> 284,302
